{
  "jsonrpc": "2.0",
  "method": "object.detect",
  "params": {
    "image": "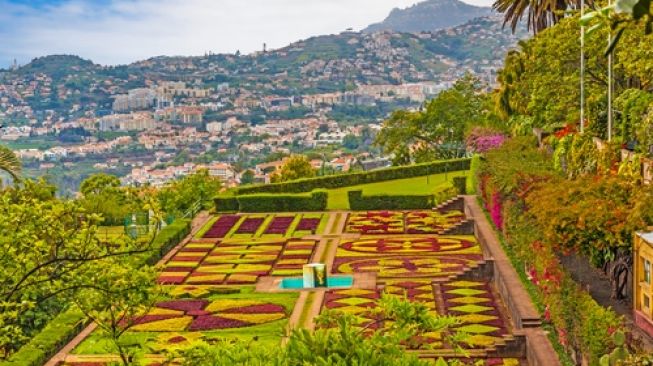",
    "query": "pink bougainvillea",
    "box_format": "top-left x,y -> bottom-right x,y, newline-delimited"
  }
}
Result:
490,192 -> 503,230
465,127 -> 506,153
